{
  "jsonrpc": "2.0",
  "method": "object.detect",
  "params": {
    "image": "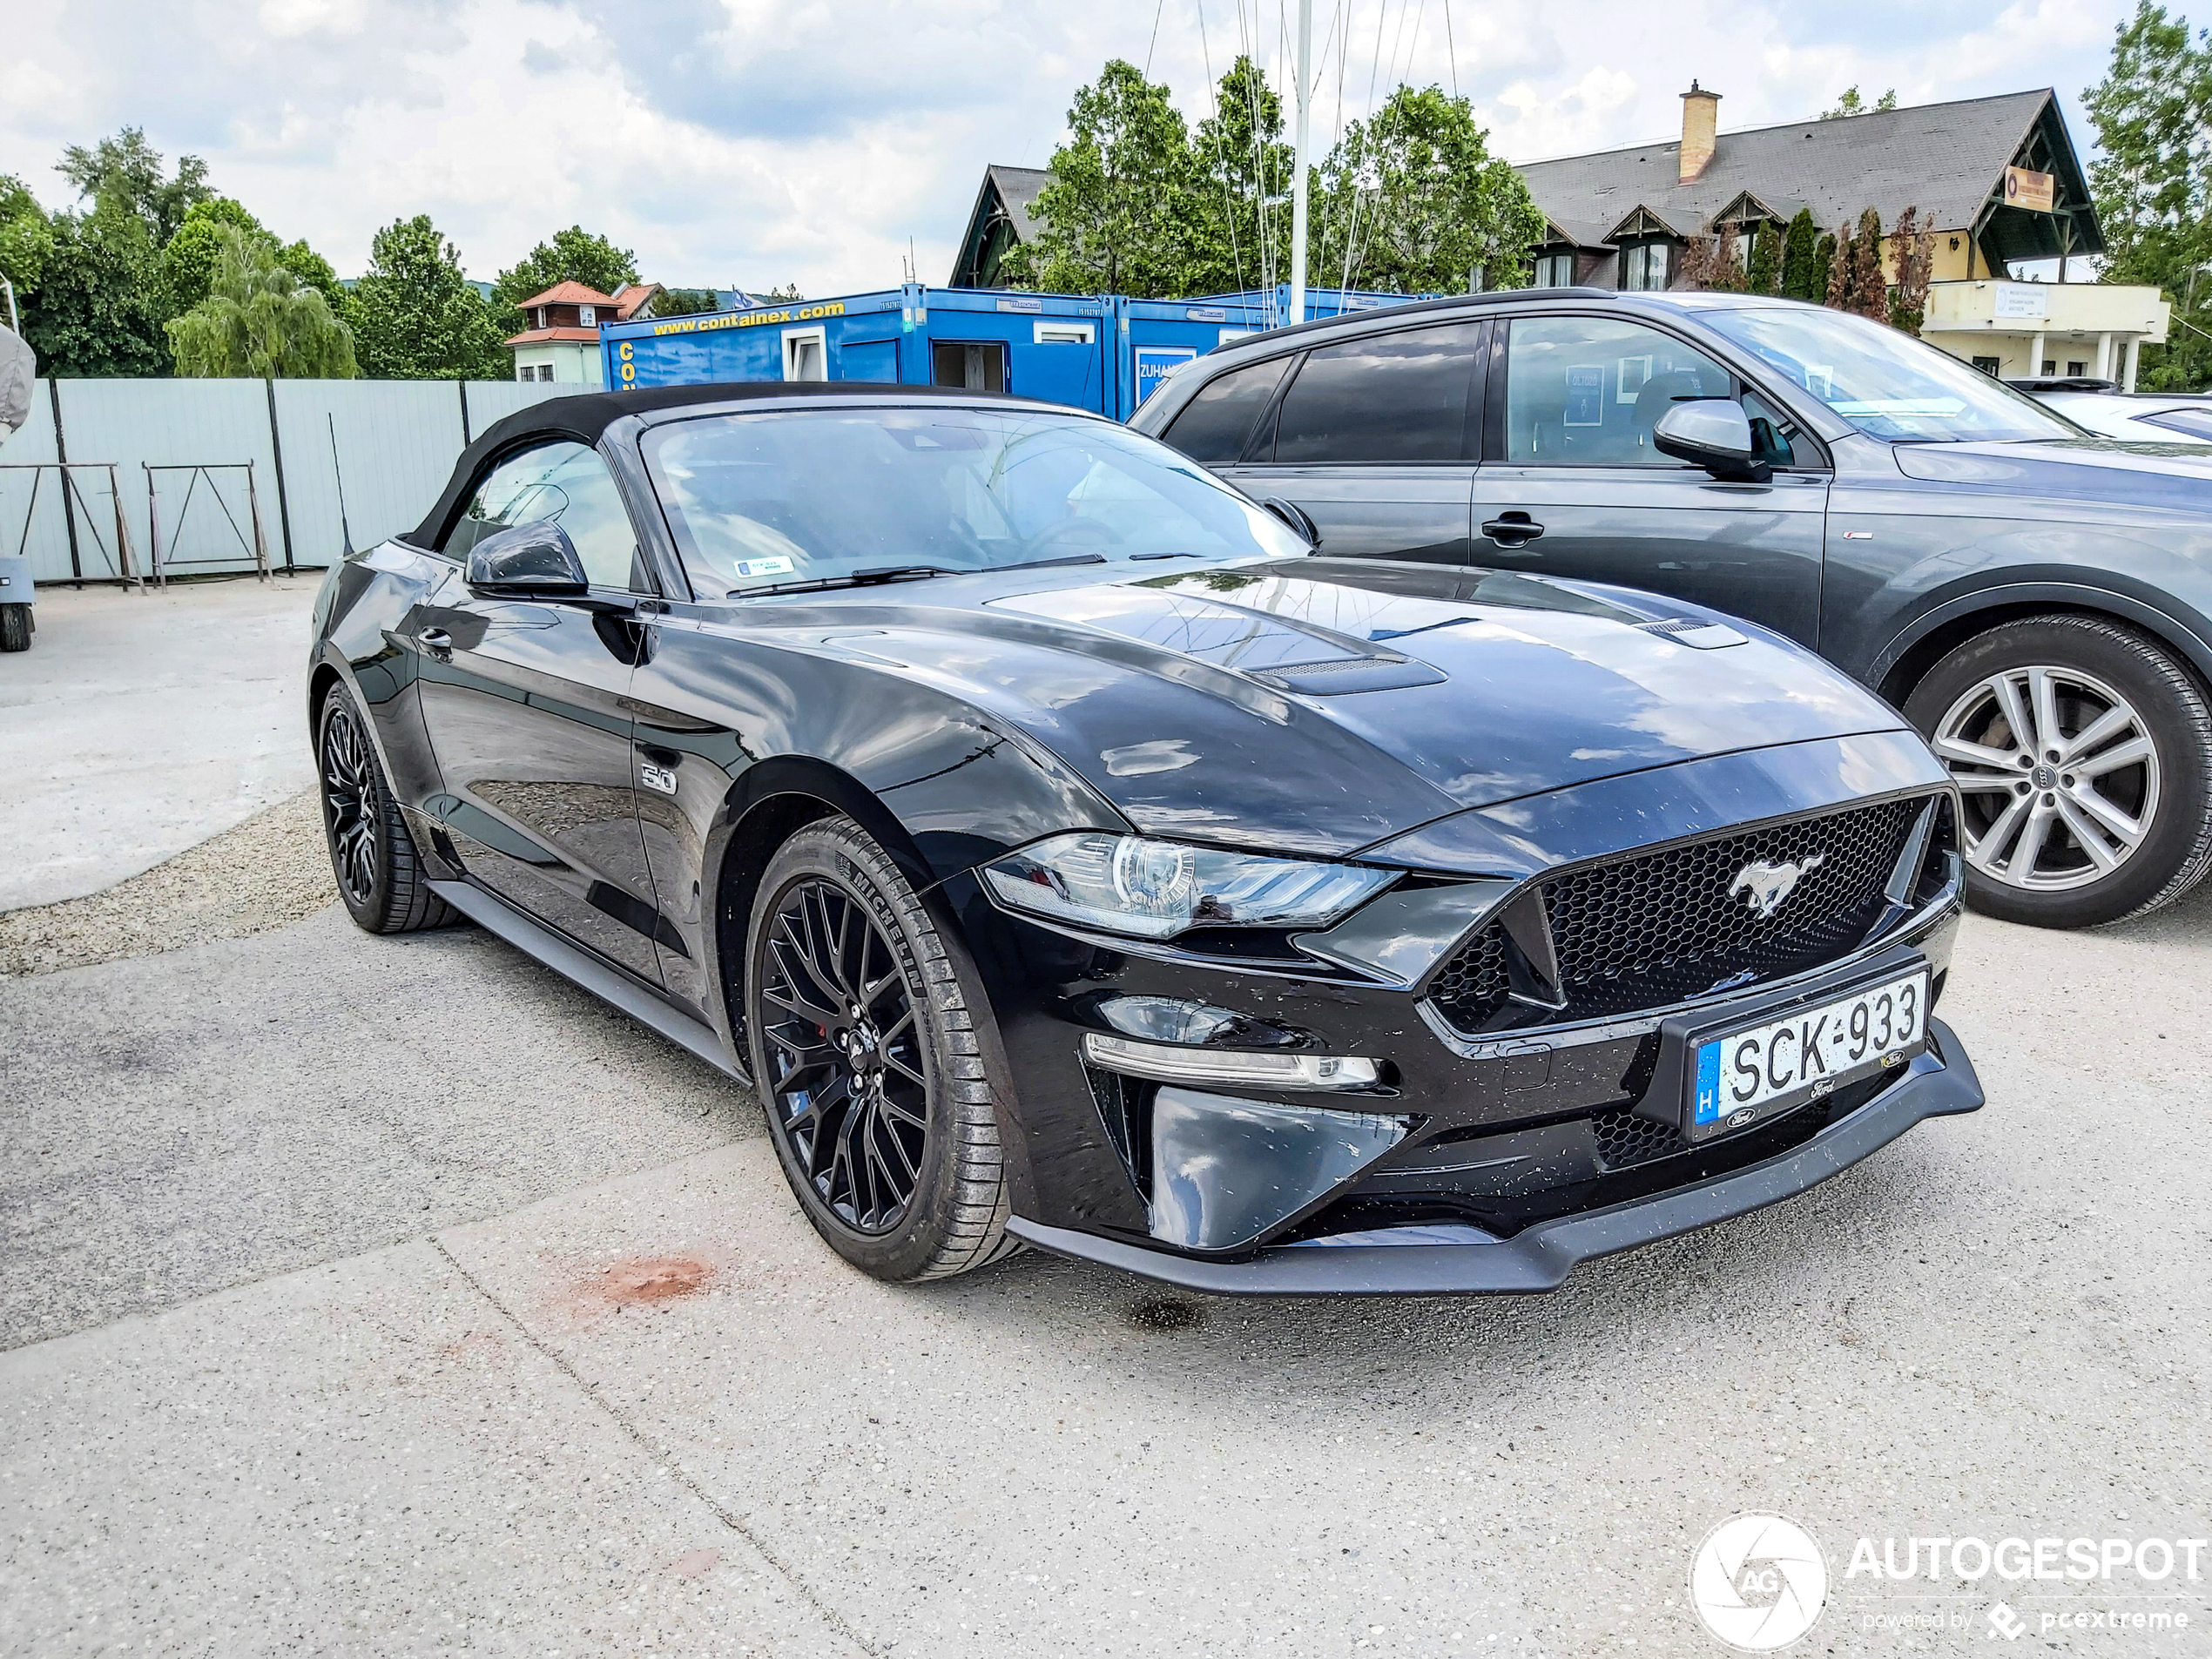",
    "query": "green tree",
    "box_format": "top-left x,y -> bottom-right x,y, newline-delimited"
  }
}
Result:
1000,59 -> 1199,297
0,174 -> 54,309
277,240 -> 344,312
652,287 -> 719,317
1778,208 -> 1820,300
491,226 -> 639,334
2085,2 -> 2212,387
19,199 -> 170,376
160,197 -> 267,313
1848,207 -> 1889,317
166,226 -> 355,378
1187,56 -> 1296,296
1812,230 -> 1838,307
344,215 -> 507,380
1311,84 -> 1543,293
1748,220 -> 1782,293
56,127 -> 211,246
1822,87 -> 1898,119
